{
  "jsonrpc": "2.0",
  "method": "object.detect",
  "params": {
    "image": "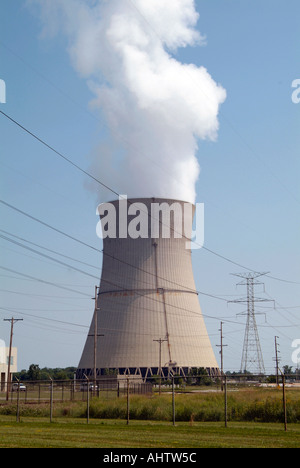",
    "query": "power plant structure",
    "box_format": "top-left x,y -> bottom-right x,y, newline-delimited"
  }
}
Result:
77,198 -> 219,380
